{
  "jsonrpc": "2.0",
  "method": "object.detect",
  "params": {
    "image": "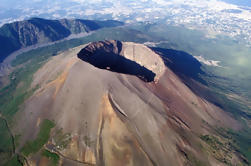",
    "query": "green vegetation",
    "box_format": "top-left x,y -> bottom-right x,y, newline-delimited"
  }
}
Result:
208,89 -> 251,118
200,135 -> 223,150
0,32 -> 50,164
200,134 -> 233,165
54,128 -> 71,150
227,129 -> 251,164
41,149 -> 60,166
187,154 -> 206,166
0,118 -> 13,152
201,131 -> 251,165
214,126 -> 251,164
183,151 -> 207,166
21,119 -> 55,156
13,134 -> 21,148
0,59 -> 42,119
0,118 -> 14,165
3,154 -> 23,166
